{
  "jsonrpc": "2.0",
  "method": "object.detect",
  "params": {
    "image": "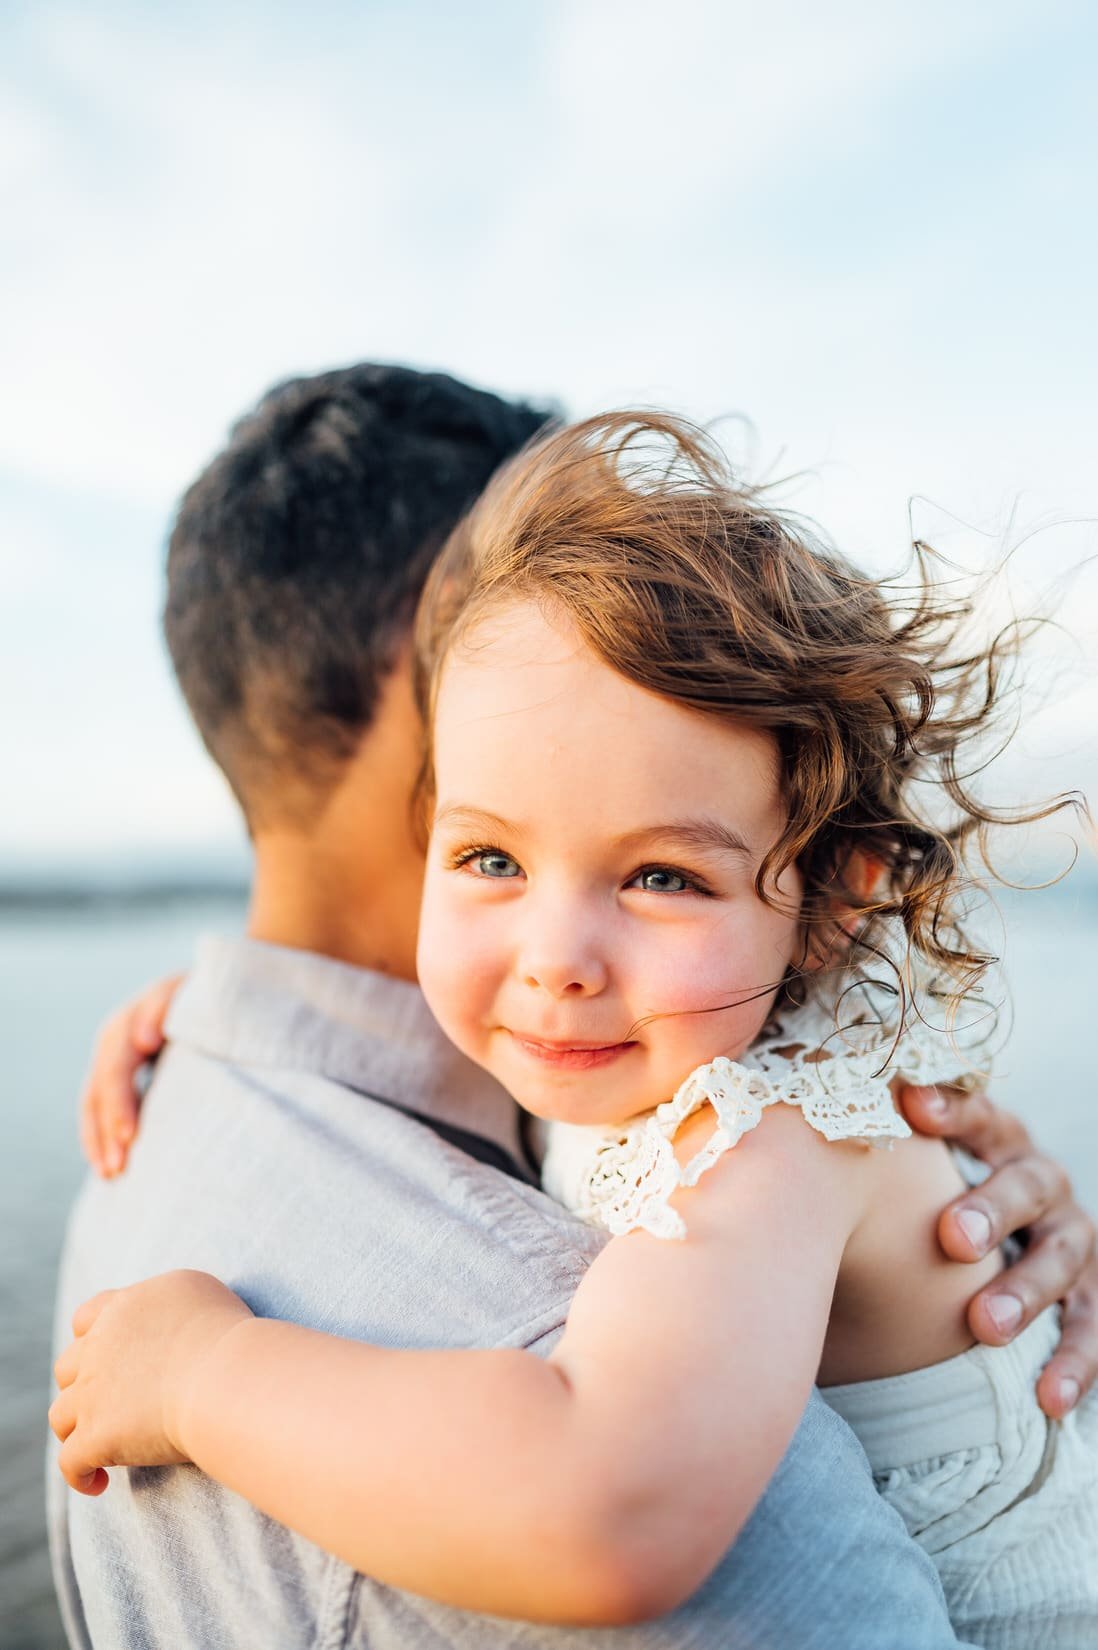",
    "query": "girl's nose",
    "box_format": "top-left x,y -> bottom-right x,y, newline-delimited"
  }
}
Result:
519,926 -> 608,999
522,963 -> 607,998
